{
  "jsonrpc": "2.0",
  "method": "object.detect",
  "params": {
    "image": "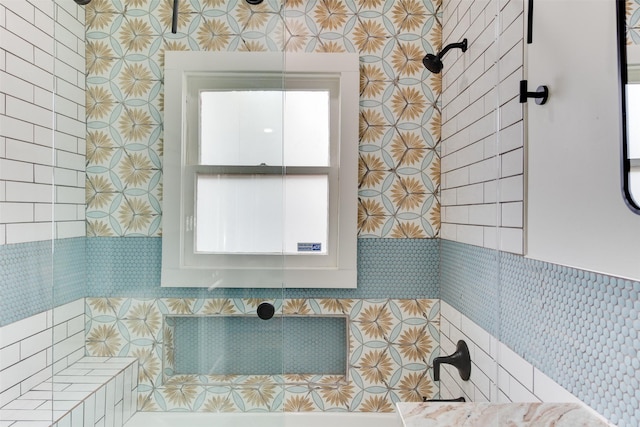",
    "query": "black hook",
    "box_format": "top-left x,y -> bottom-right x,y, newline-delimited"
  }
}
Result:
519,80 -> 549,105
